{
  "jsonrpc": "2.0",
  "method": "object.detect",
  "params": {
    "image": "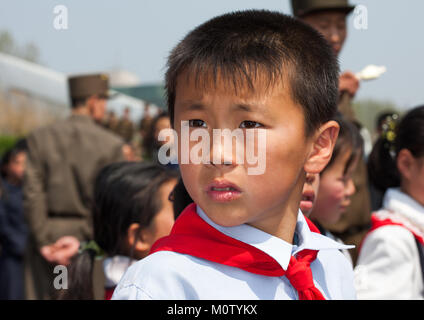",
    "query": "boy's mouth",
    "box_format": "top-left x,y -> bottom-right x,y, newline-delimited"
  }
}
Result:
205,179 -> 242,202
